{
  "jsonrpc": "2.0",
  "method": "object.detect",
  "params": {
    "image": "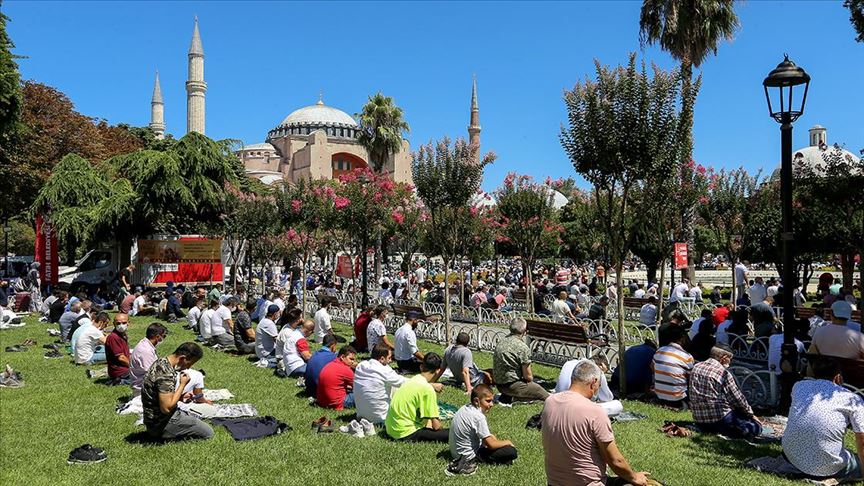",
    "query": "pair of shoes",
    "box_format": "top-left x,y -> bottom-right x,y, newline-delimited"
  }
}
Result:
660,421 -> 692,438
67,444 -> 107,464
0,364 -> 23,388
312,416 -> 334,433
86,368 -> 109,379
44,350 -> 64,359
295,377 -> 306,388
4,345 -> 27,352
43,343 -> 60,351
21,338 -> 37,346
338,419 -> 375,438
445,455 -> 478,476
